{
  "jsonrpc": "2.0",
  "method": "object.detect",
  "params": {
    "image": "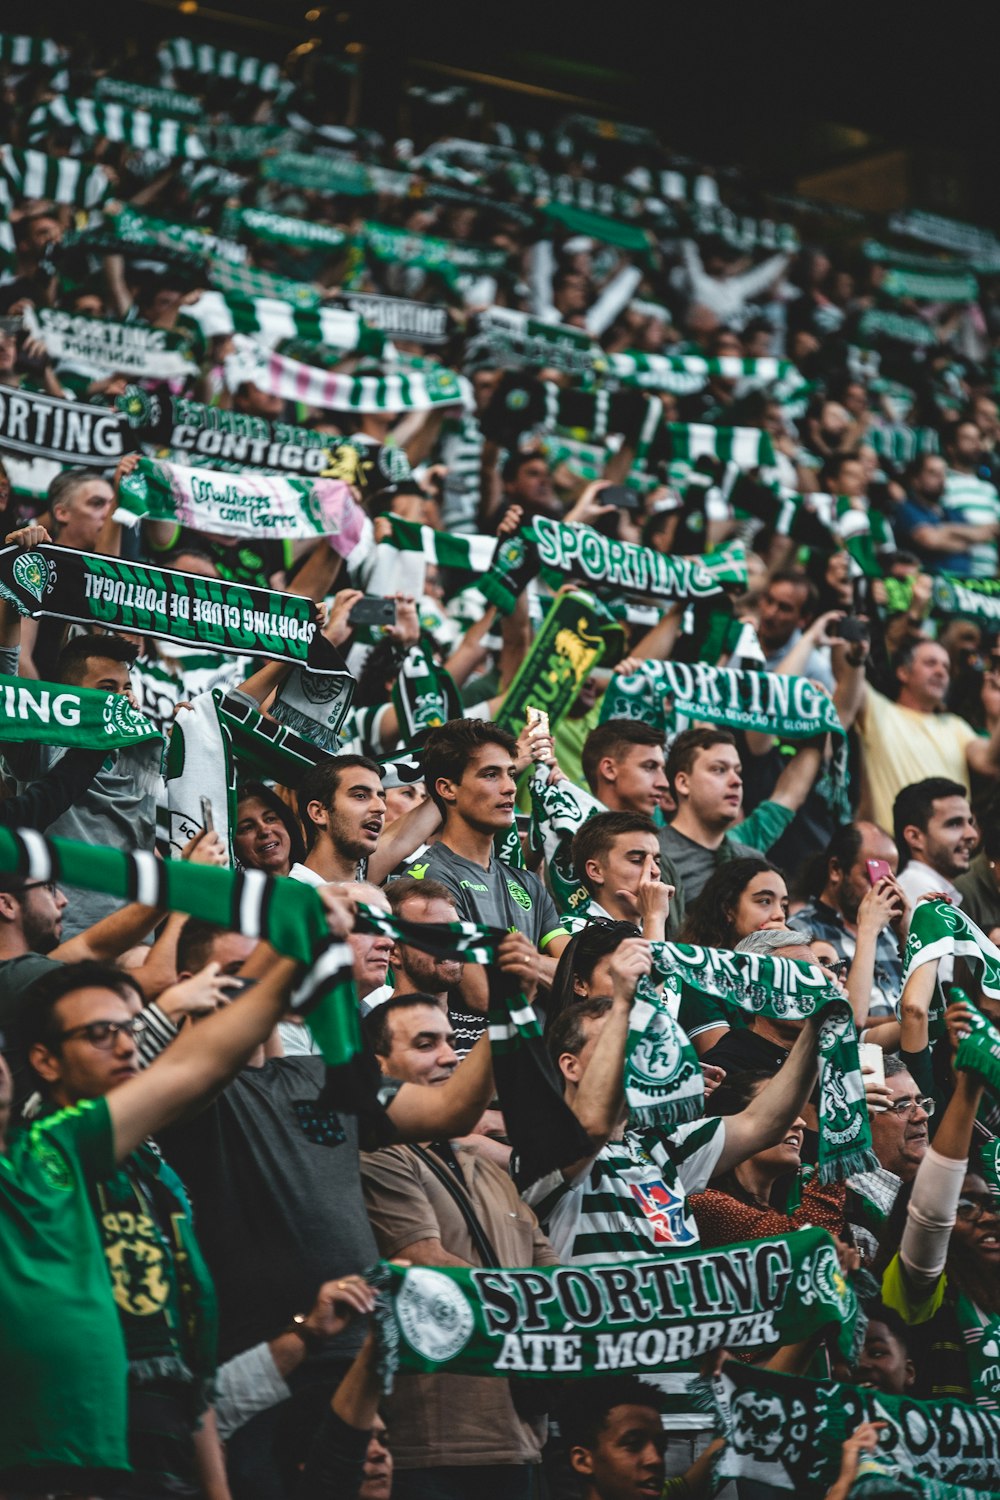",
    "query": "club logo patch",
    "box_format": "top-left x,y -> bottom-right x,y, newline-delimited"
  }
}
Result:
12,551 -> 53,603
396,1267 -> 474,1362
